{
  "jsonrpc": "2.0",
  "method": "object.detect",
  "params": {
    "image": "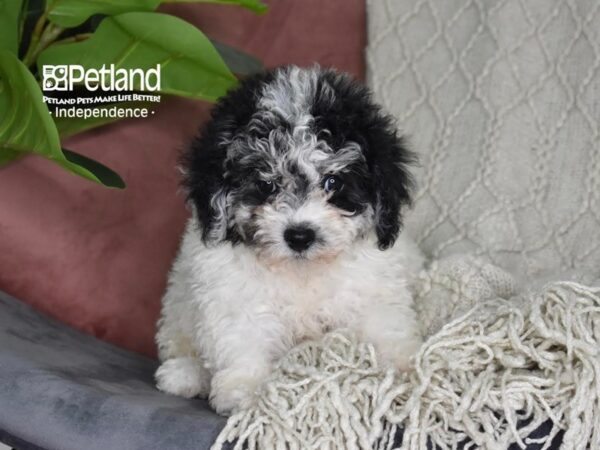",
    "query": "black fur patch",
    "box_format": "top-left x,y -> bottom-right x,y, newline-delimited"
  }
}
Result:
182,71 -> 276,242
313,70 -> 416,248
